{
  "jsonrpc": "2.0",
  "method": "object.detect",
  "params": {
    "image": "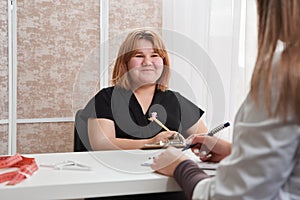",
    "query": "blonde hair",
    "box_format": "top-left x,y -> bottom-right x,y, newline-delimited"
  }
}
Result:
251,0 -> 300,122
111,29 -> 170,91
